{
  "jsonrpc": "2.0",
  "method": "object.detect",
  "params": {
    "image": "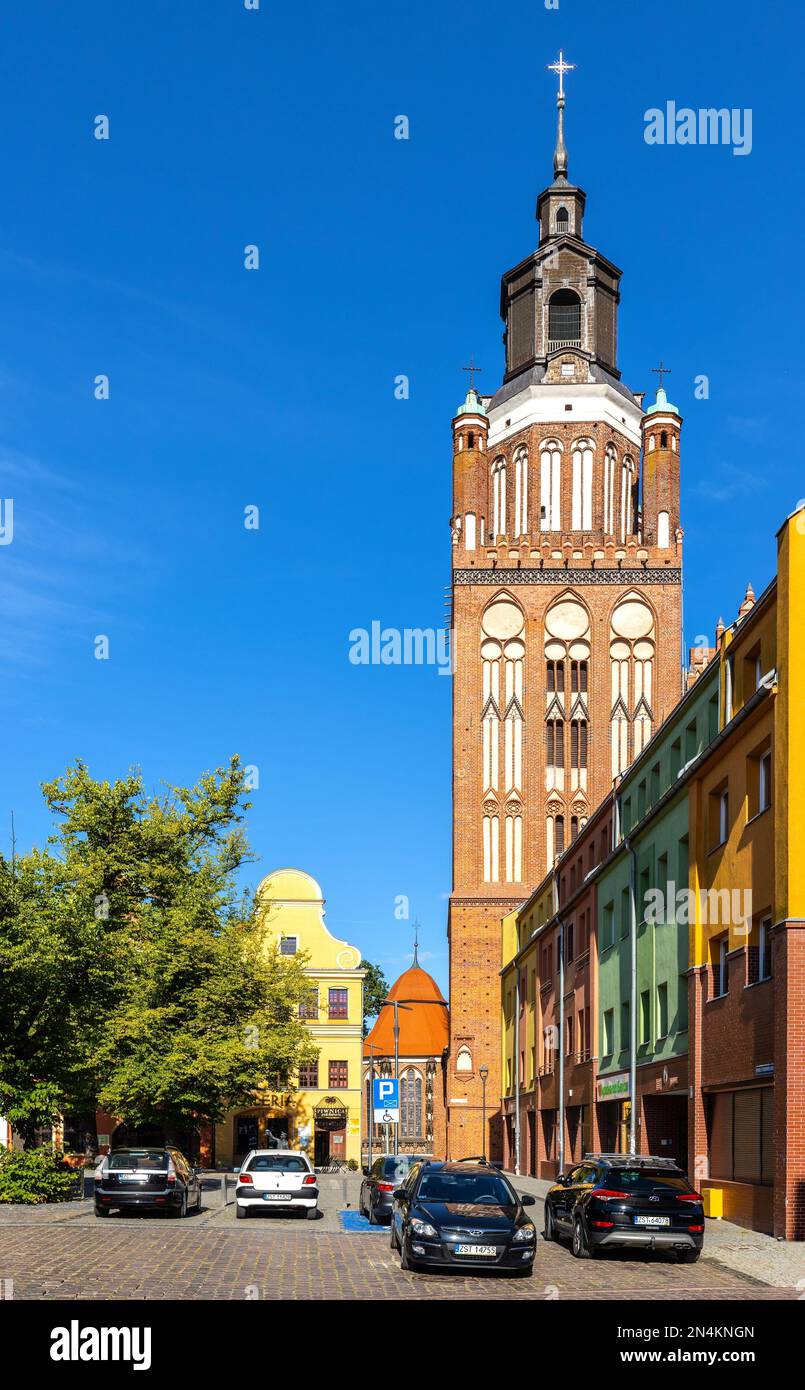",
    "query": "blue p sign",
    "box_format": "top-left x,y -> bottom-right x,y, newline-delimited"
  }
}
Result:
372,1078 -> 400,1122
